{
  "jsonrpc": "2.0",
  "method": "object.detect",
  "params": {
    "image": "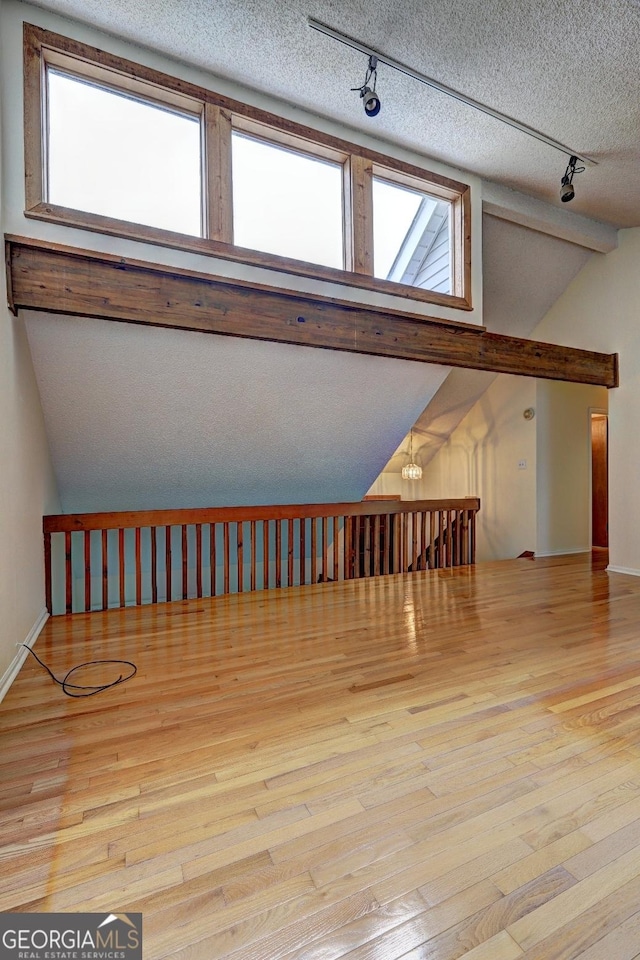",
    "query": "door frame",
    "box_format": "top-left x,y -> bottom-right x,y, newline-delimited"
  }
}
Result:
588,406 -> 608,549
